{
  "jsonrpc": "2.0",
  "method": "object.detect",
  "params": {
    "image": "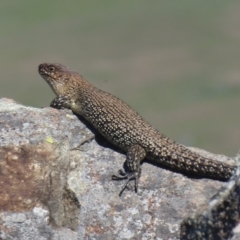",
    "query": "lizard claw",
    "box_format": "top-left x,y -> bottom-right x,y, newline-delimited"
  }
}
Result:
112,169 -> 140,196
